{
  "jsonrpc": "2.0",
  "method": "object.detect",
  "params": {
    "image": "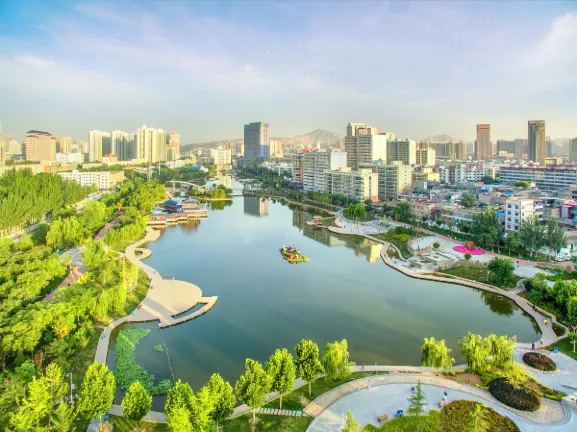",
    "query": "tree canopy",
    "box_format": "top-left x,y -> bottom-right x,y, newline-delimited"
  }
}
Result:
294,339 -> 324,396
470,207 -> 501,248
